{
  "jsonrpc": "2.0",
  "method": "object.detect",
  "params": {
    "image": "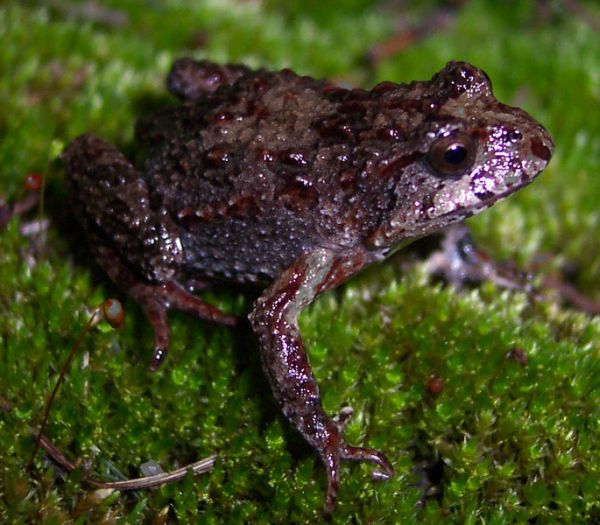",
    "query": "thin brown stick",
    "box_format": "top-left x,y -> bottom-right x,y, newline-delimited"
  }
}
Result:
28,309 -> 103,466
84,455 -> 218,490
37,423 -> 217,490
1,394 -> 217,491
0,193 -> 40,229
13,192 -> 40,215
